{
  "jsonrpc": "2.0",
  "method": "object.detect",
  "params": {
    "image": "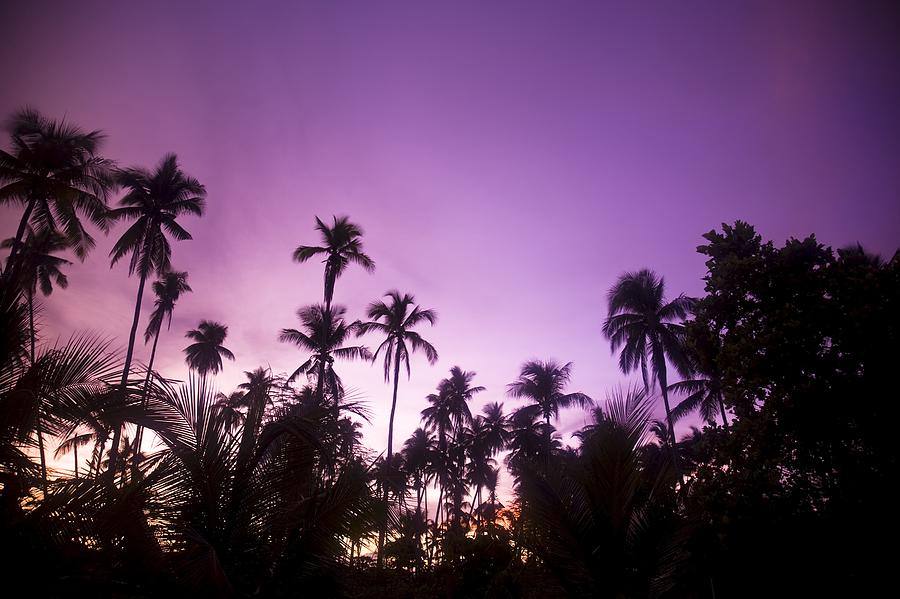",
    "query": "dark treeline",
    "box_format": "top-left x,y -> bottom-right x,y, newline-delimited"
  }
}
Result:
1,109 -> 898,598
